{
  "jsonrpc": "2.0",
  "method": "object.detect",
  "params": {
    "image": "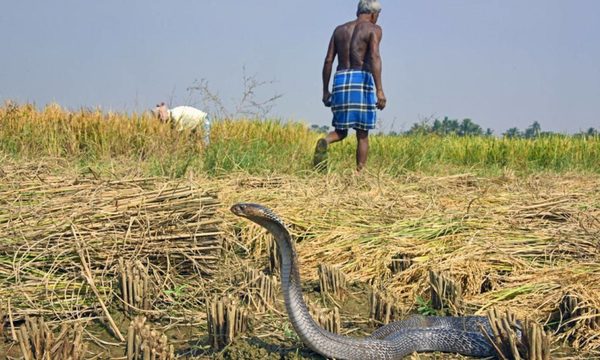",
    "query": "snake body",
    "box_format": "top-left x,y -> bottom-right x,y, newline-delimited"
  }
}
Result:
231,203 -> 497,359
